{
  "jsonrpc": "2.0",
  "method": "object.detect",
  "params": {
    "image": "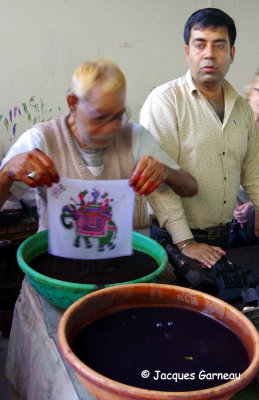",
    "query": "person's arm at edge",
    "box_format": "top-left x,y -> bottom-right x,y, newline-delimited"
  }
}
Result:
0,128 -> 39,208
0,128 -> 56,209
255,210 -> 259,237
240,106 -> 259,237
0,165 -> 14,208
